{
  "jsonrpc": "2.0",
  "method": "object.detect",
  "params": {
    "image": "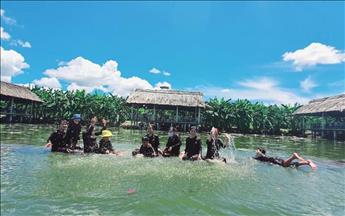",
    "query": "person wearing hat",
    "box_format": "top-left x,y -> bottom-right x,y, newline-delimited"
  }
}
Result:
65,114 -> 82,150
181,126 -> 202,161
45,120 -> 71,153
162,126 -> 181,157
132,136 -> 156,157
98,129 -> 117,154
83,116 -> 107,153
